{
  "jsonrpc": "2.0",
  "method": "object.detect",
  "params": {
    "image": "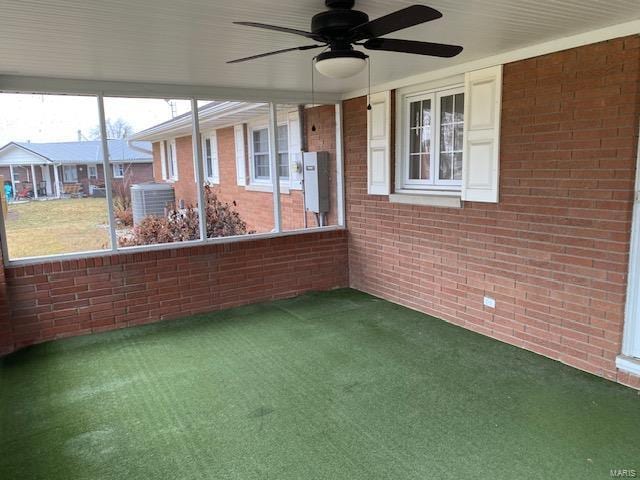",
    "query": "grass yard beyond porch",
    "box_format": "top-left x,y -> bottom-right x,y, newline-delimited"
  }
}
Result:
4,198 -> 110,259
1,289 -> 638,479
